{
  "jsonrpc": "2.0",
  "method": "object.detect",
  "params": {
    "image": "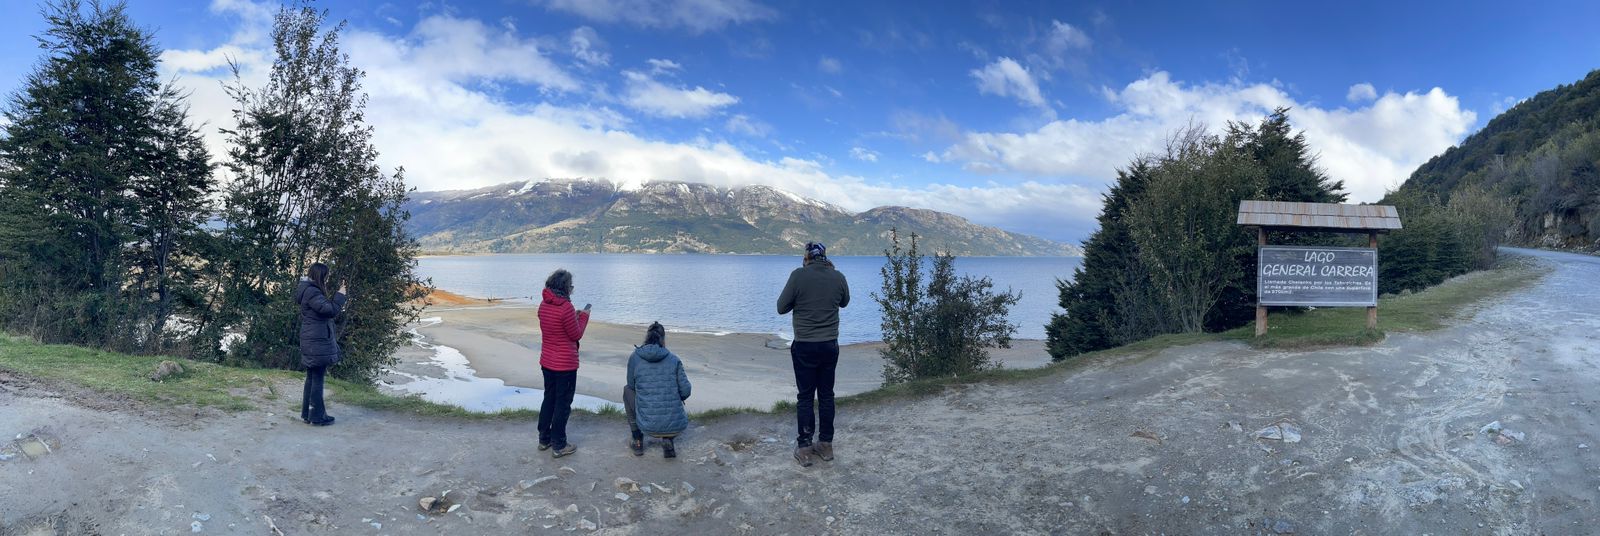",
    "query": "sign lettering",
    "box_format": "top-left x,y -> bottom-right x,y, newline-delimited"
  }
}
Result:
1257,246 -> 1378,307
